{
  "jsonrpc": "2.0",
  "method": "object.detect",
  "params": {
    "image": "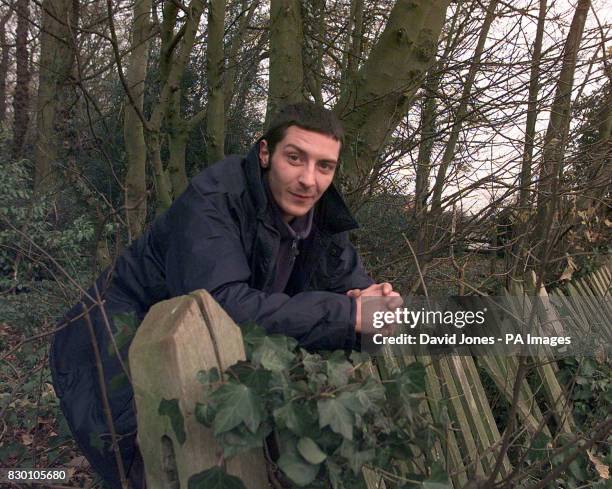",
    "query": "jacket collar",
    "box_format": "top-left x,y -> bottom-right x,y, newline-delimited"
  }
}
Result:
244,143 -> 359,234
